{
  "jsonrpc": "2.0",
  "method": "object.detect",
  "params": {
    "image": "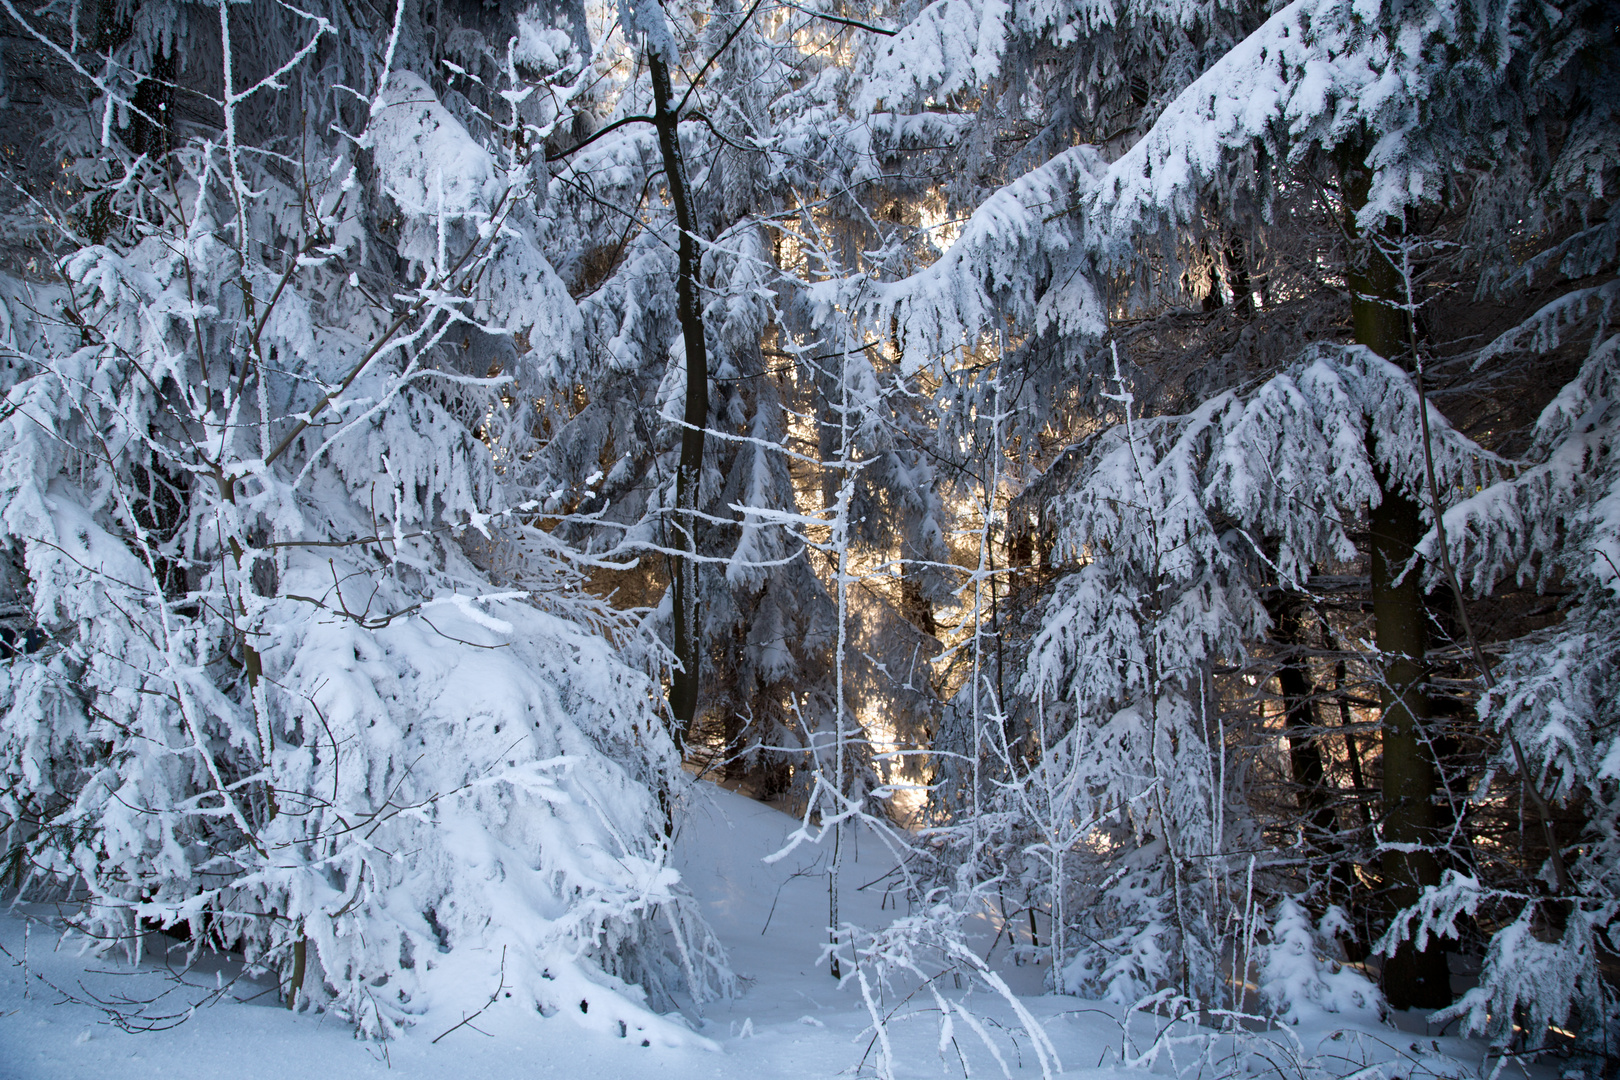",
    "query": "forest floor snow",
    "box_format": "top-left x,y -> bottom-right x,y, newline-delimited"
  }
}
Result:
0,783 -> 1515,1080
